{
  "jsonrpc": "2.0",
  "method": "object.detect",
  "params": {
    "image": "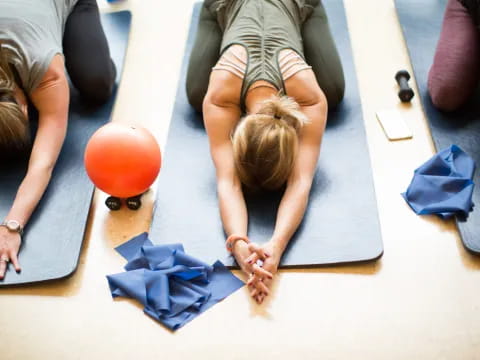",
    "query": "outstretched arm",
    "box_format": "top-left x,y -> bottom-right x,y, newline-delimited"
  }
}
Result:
271,96 -> 327,255
0,55 -> 69,278
246,78 -> 327,303
203,96 -> 247,239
